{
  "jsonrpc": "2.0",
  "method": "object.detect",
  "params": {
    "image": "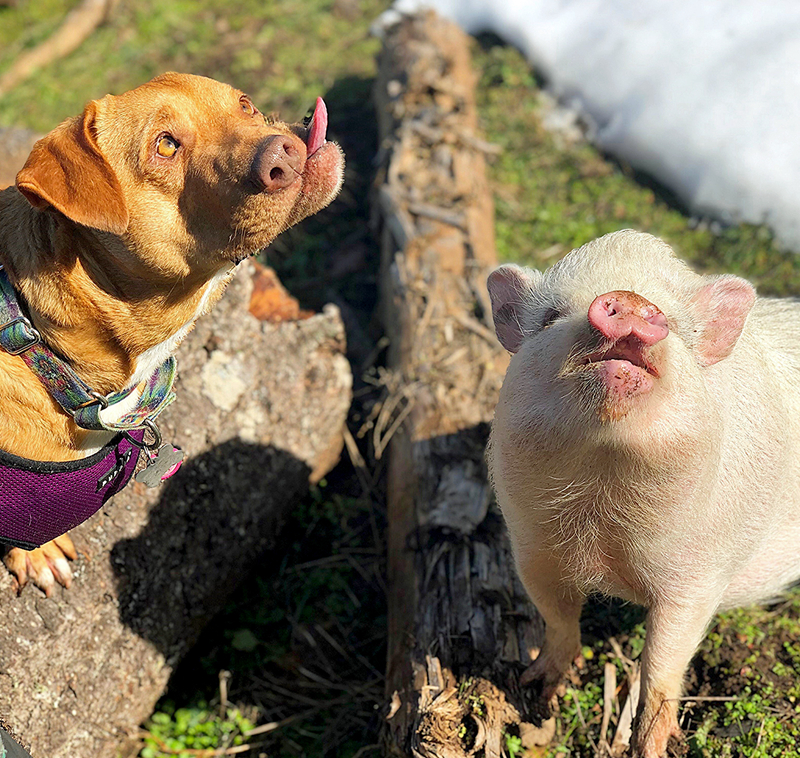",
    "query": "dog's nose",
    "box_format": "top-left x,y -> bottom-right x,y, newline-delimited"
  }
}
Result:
250,135 -> 304,193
